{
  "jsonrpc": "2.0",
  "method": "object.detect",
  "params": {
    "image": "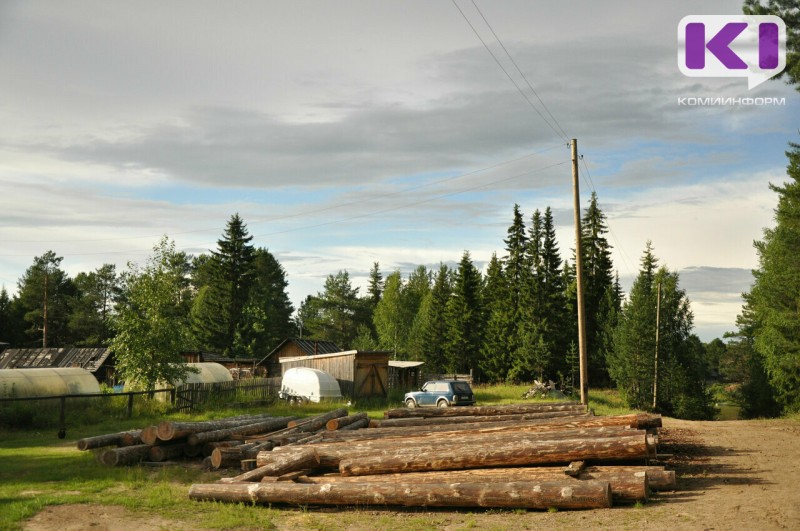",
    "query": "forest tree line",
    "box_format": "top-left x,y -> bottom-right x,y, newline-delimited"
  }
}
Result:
0,194 -> 715,419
